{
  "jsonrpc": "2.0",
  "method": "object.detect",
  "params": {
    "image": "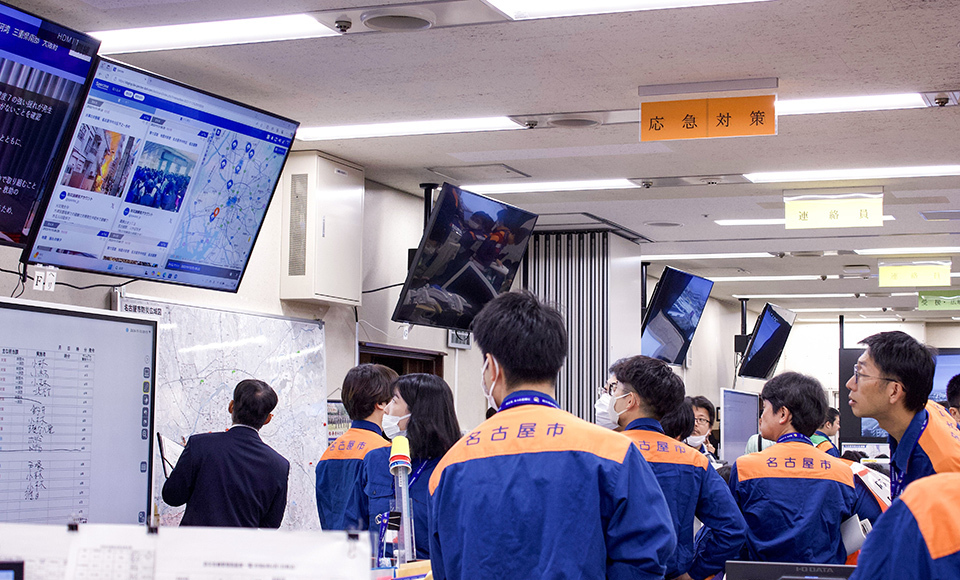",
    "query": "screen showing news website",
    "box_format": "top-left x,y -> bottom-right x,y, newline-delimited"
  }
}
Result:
0,4 -> 97,245
29,60 -> 298,291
